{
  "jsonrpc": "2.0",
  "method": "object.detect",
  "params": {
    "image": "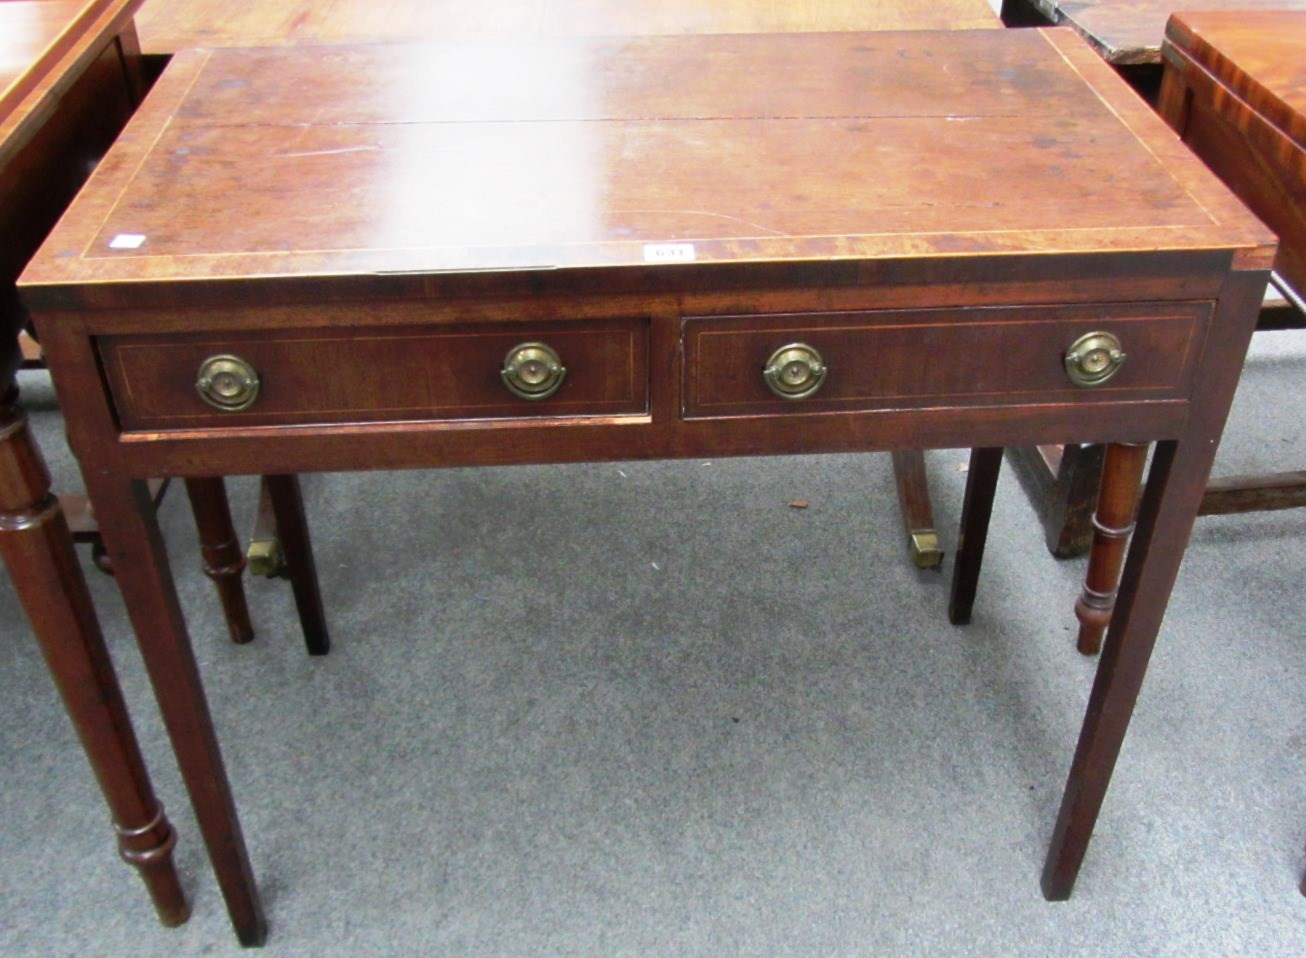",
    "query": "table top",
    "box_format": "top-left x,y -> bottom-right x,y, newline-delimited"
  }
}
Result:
21,28 -> 1271,307
2,0 -> 142,381
1,1 -> 81,97
1,0 -> 139,152
133,0 -> 1000,53
1165,10 -> 1306,151
1022,0 -> 1306,66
